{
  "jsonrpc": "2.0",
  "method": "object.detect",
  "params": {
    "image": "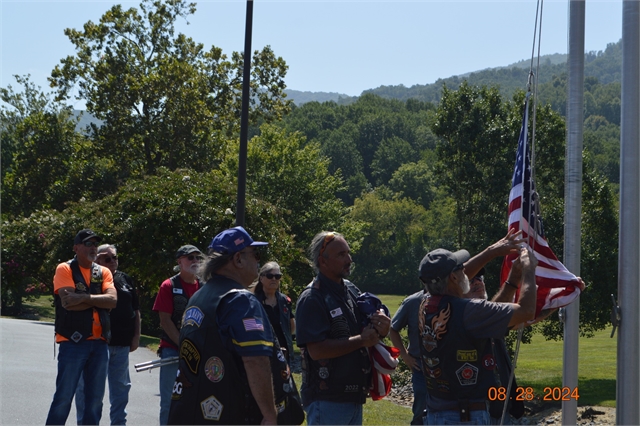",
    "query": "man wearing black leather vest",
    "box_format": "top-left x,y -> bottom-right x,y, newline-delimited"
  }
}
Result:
46,229 -> 117,425
168,226 -> 303,425
153,244 -> 203,425
295,231 -> 391,425
417,242 -> 537,425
